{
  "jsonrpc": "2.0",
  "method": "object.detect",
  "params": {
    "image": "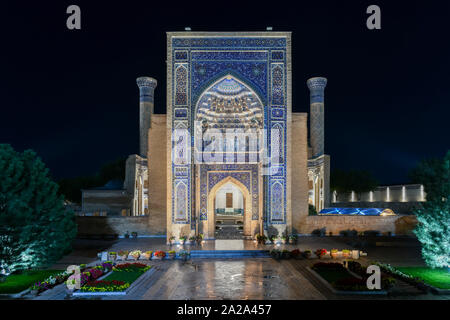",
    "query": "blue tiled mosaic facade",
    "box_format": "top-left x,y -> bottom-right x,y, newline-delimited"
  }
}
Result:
169,33 -> 289,231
